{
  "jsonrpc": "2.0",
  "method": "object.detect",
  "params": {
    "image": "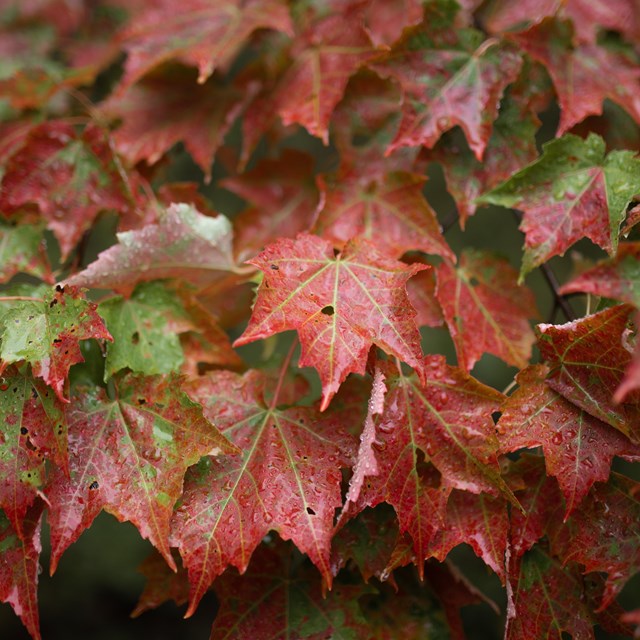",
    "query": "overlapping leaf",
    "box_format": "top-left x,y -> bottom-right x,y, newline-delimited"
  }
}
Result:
314,170 -> 454,260
221,150 -> 321,262
173,370 -> 356,614
0,367 -> 67,531
436,249 -> 537,371
498,365 -> 640,517
481,0 -> 639,44
271,9 -> 378,143
508,19 -> 640,135
505,546 -> 597,640
0,285 -> 112,401
210,542 -> 372,640
0,224 -> 52,284
431,79 -> 541,227
340,357 -> 514,568
537,304 -> 640,442
369,5 -> 522,159
551,473 -> 640,609
0,503 -> 43,640
560,242 -> 640,306
116,0 -> 293,92
46,374 -> 237,572
0,122 -> 140,258
480,133 -> 640,276
66,204 -> 238,294
99,282 -> 193,378
102,69 -> 256,178
234,233 -> 427,410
